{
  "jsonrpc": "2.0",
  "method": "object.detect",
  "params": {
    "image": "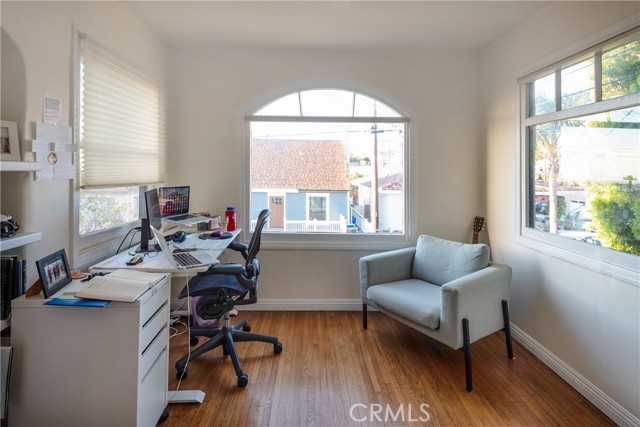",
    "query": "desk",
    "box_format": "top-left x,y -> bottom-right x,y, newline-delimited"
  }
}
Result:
89,229 -> 241,405
90,229 -> 241,274
10,276 -> 170,427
